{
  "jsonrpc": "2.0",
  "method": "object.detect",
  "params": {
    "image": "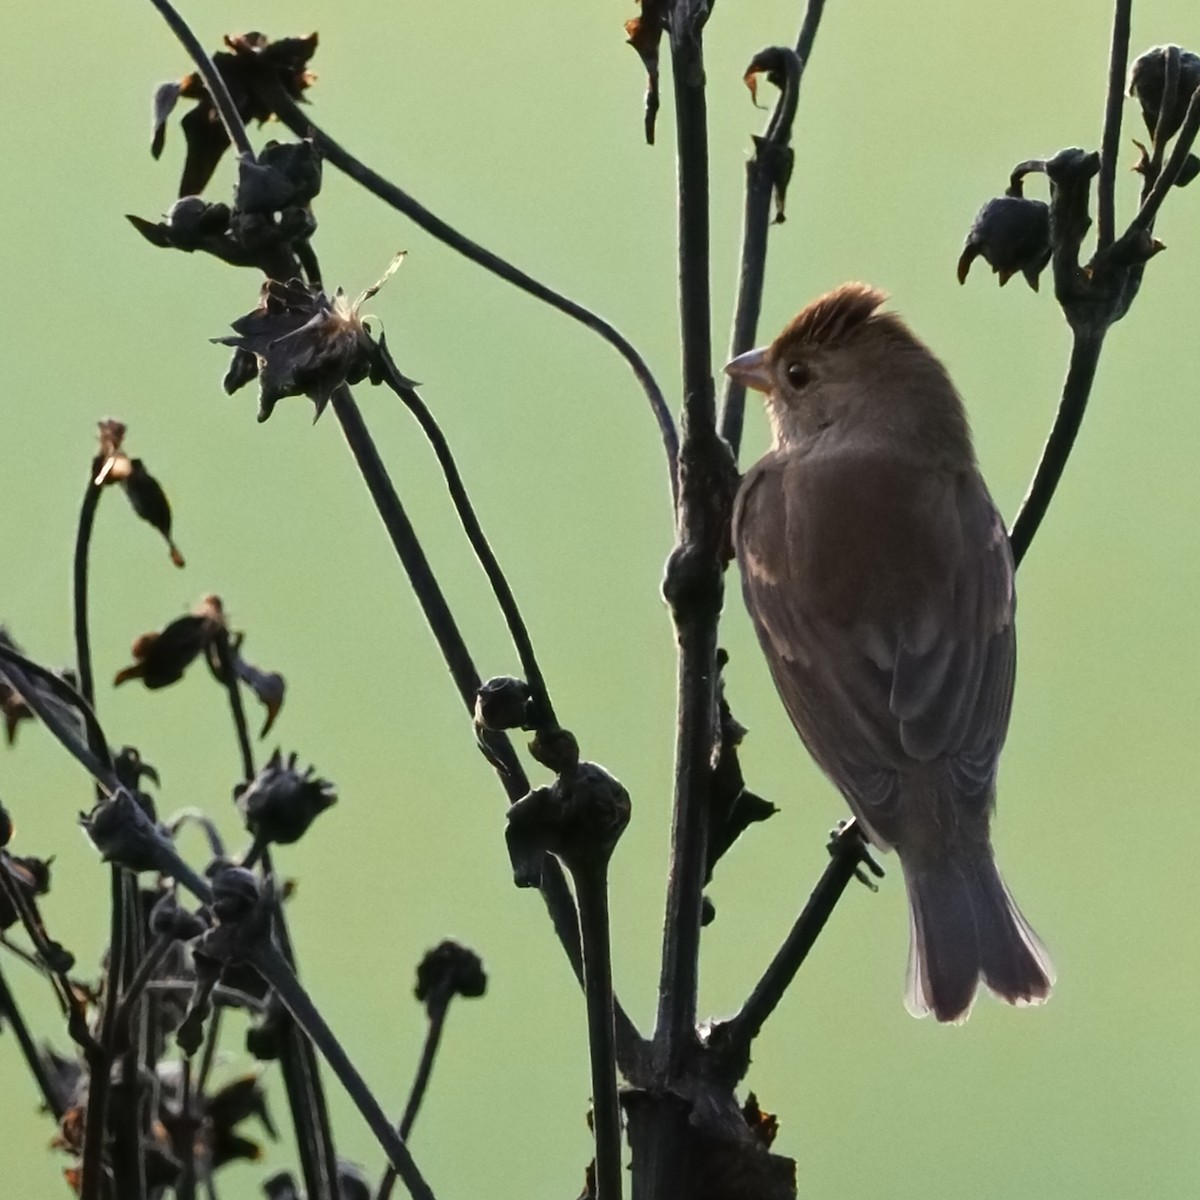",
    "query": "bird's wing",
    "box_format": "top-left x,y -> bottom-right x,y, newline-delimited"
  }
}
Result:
733,452 -> 1015,836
